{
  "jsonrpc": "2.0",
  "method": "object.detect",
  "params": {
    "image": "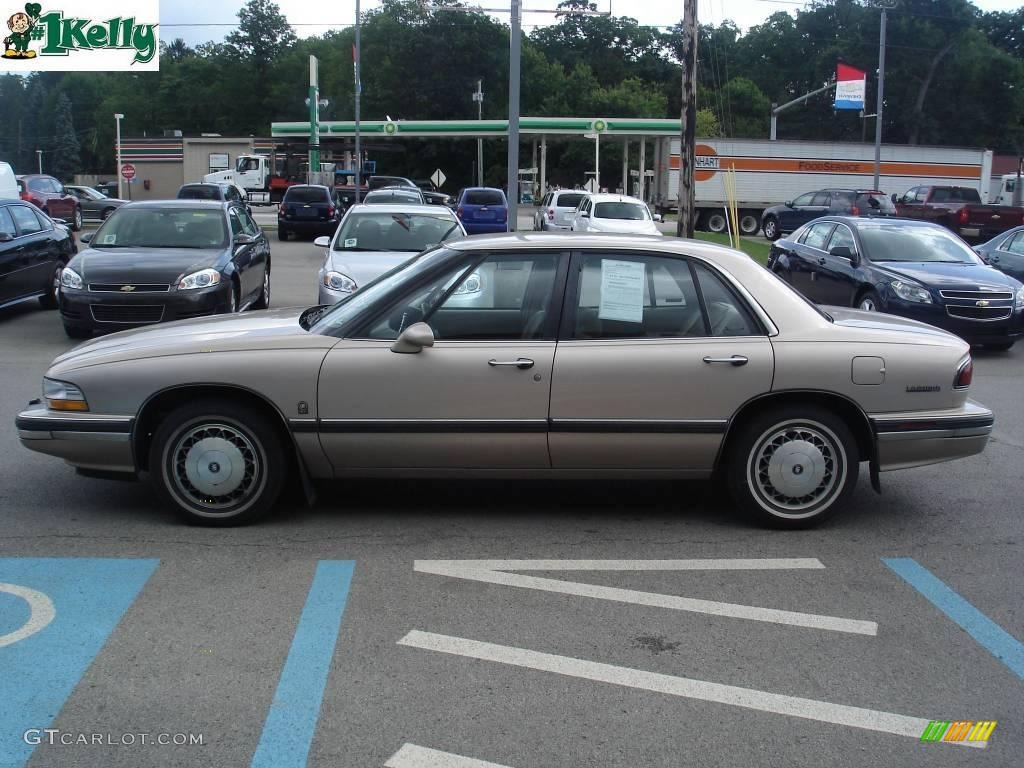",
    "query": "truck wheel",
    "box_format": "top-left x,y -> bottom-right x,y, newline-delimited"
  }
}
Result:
739,212 -> 760,236
705,212 -> 728,234
763,216 -> 781,241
